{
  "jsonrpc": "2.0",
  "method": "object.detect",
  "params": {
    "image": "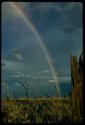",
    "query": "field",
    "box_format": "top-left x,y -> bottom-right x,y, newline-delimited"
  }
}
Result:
1,97 -> 81,123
